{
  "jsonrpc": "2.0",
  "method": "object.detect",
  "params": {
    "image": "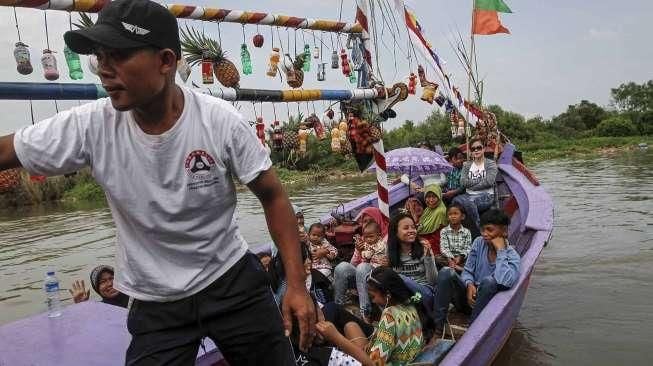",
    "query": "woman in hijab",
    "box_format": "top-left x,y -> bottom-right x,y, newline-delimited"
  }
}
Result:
354,207 -> 389,238
69,265 -> 129,308
417,185 -> 448,257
